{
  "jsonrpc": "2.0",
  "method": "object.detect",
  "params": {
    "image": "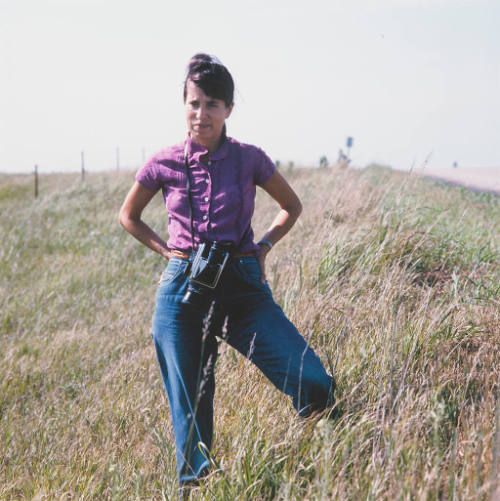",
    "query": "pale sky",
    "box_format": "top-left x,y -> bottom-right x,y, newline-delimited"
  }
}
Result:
1,0 -> 499,173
